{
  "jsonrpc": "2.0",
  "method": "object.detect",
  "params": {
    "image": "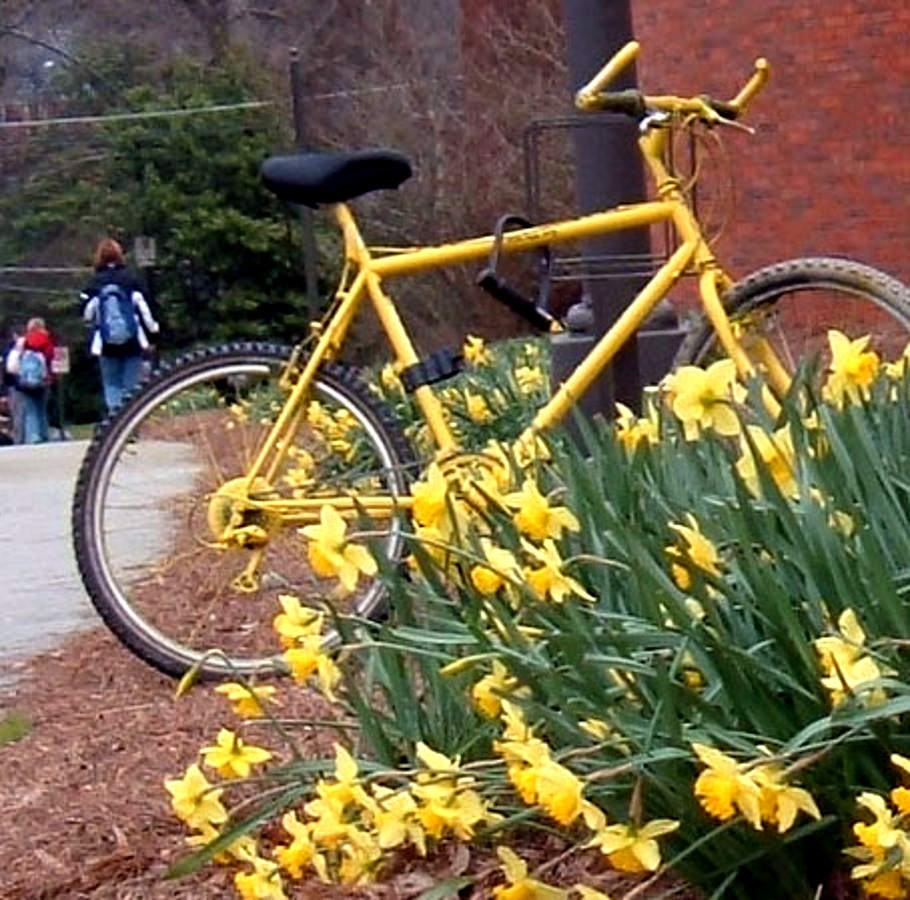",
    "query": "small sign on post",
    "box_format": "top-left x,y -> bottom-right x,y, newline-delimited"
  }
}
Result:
133,236 -> 157,268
